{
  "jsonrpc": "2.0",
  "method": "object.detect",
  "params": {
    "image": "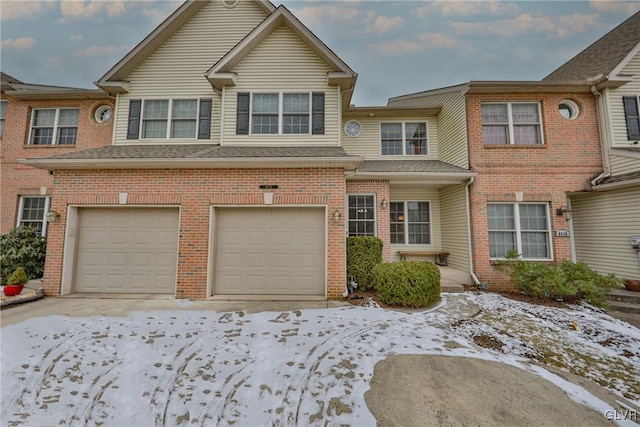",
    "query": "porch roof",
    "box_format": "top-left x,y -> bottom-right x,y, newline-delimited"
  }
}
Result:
349,160 -> 476,184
